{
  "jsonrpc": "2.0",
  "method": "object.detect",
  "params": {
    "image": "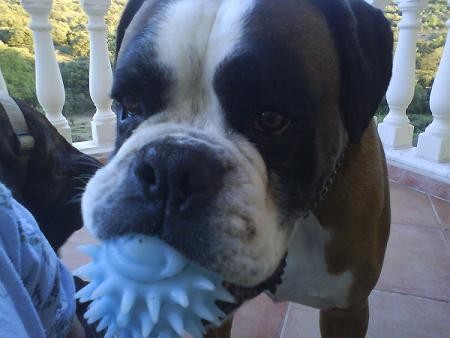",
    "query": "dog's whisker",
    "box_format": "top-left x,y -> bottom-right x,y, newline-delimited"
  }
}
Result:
76,173 -> 96,178
72,176 -> 92,185
67,193 -> 84,205
74,186 -> 87,193
77,162 -> 103,169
